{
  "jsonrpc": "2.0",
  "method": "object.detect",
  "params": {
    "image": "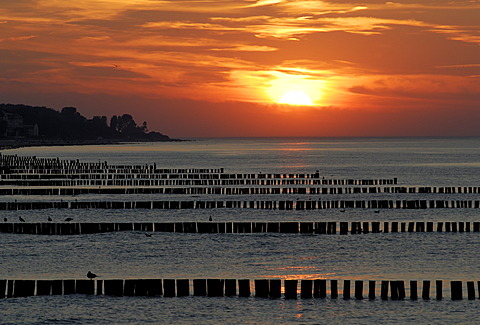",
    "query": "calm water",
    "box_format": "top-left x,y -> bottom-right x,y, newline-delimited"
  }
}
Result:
1,137 -> 480,324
